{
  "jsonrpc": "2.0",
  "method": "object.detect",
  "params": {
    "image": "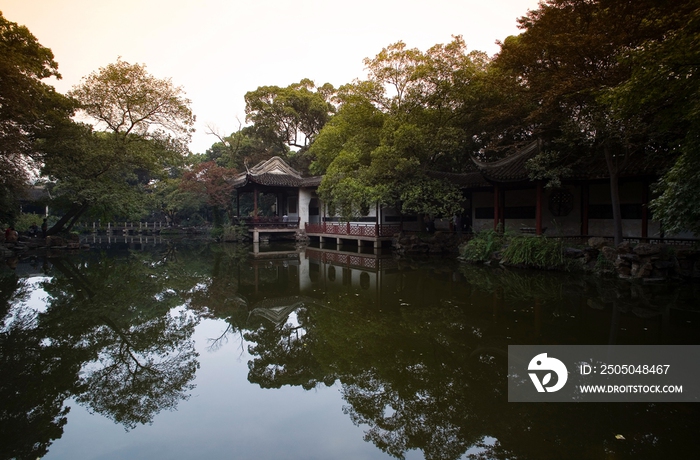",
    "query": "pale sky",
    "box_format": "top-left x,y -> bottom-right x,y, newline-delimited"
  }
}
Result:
2,0 -> 541,154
